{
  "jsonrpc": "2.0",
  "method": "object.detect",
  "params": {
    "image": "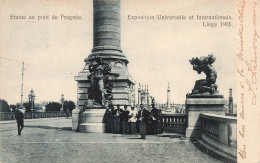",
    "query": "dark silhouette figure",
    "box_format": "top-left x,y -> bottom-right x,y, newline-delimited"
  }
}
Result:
121,105 -> 129,134
137,104 -> 150,139
150,104 -> 160,134
14,108 -> 24,135
113,104 -> 122,134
